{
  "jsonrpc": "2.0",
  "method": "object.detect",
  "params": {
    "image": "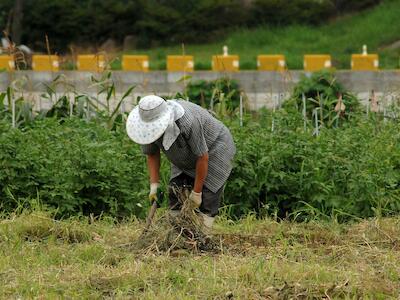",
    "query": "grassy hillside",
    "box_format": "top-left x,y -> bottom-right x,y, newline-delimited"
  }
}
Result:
1,212 -> 399,298
121,0 -> 400,70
